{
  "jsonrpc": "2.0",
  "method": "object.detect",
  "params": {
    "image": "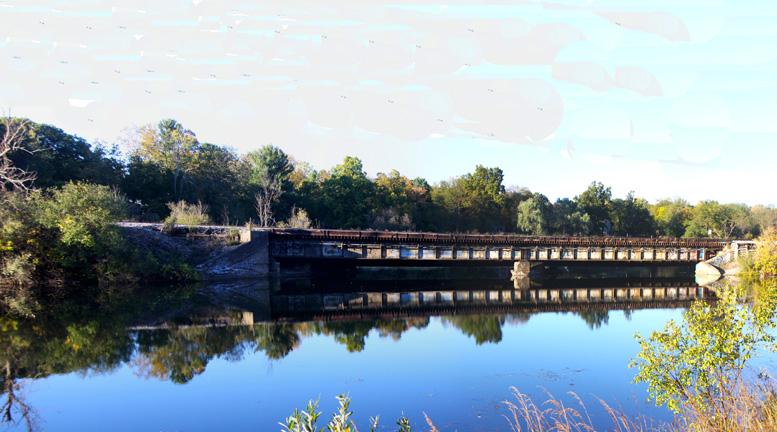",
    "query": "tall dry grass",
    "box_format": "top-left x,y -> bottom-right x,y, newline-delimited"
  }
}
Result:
503,387 -> 656,432
502,382 -> 777,432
